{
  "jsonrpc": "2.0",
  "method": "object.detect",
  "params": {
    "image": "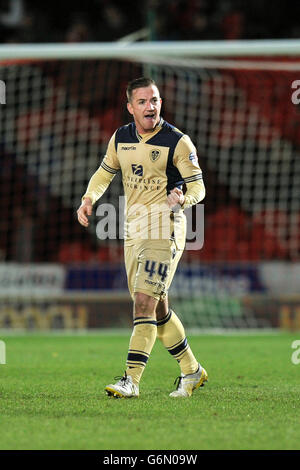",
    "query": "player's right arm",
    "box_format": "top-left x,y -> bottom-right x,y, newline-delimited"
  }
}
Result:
77,133 -> 120,227
77,166 -> 116,227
